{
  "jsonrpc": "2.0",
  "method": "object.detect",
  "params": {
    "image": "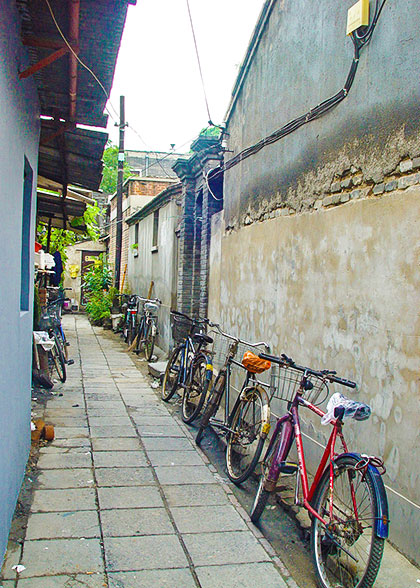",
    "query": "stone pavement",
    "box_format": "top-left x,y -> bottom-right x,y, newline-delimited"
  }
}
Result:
1,315 -> 296,588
